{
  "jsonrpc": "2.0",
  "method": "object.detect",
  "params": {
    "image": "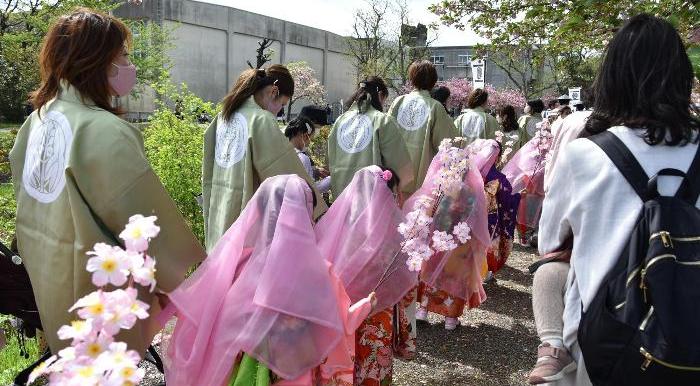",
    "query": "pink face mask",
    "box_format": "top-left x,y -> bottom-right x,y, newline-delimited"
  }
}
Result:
108,63 -> 137,97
